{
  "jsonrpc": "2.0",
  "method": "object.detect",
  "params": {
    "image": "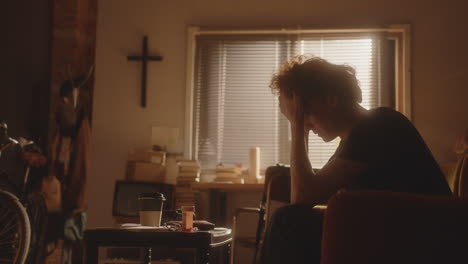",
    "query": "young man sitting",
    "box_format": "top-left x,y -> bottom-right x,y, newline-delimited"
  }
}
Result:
260,56 -> 451,264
